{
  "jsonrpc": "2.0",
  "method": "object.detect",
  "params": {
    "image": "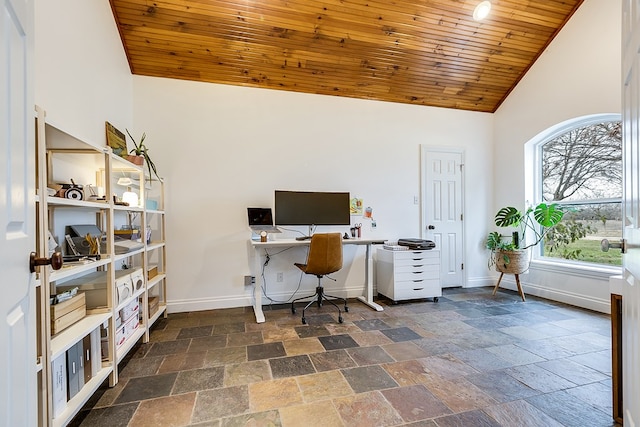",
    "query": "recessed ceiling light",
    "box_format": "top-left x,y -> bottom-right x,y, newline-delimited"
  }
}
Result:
473,1 -> 492,21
